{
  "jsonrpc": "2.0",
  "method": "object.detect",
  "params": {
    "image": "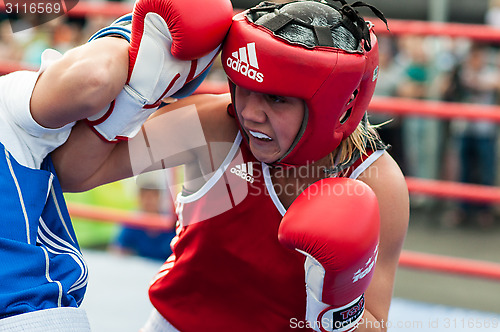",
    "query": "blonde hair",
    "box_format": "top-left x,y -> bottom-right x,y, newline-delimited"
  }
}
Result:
331,117 -> 382,171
